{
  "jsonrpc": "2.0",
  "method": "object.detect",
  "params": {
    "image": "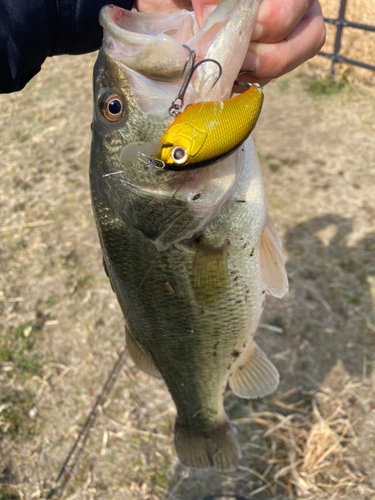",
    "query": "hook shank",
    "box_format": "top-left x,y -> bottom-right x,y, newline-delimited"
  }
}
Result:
169,45 -> 222,117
